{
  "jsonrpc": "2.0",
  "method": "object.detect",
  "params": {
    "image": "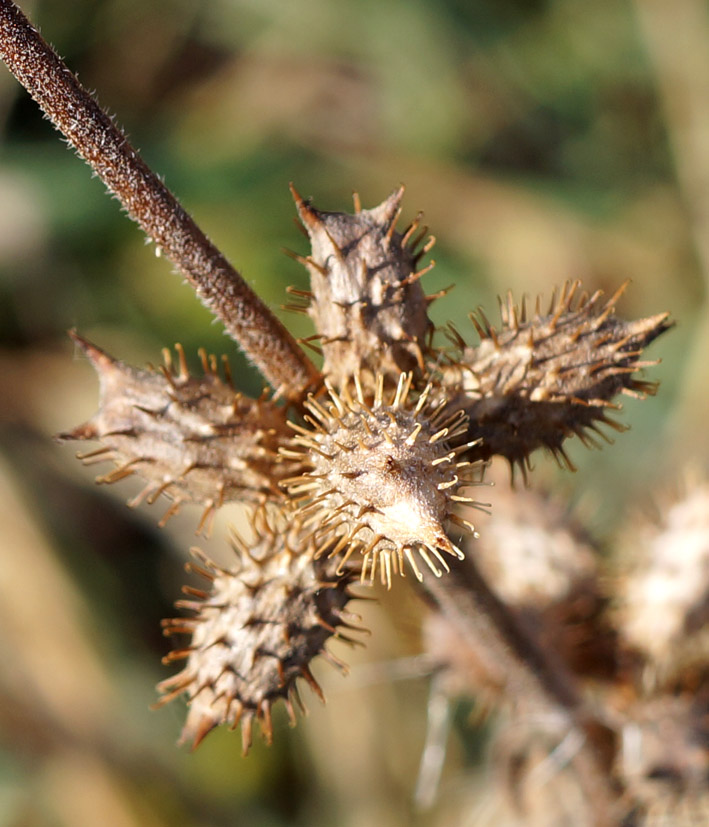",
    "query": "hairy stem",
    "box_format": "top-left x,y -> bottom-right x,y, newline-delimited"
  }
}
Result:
423,556 -> 620,825
0,0 -> 319,399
